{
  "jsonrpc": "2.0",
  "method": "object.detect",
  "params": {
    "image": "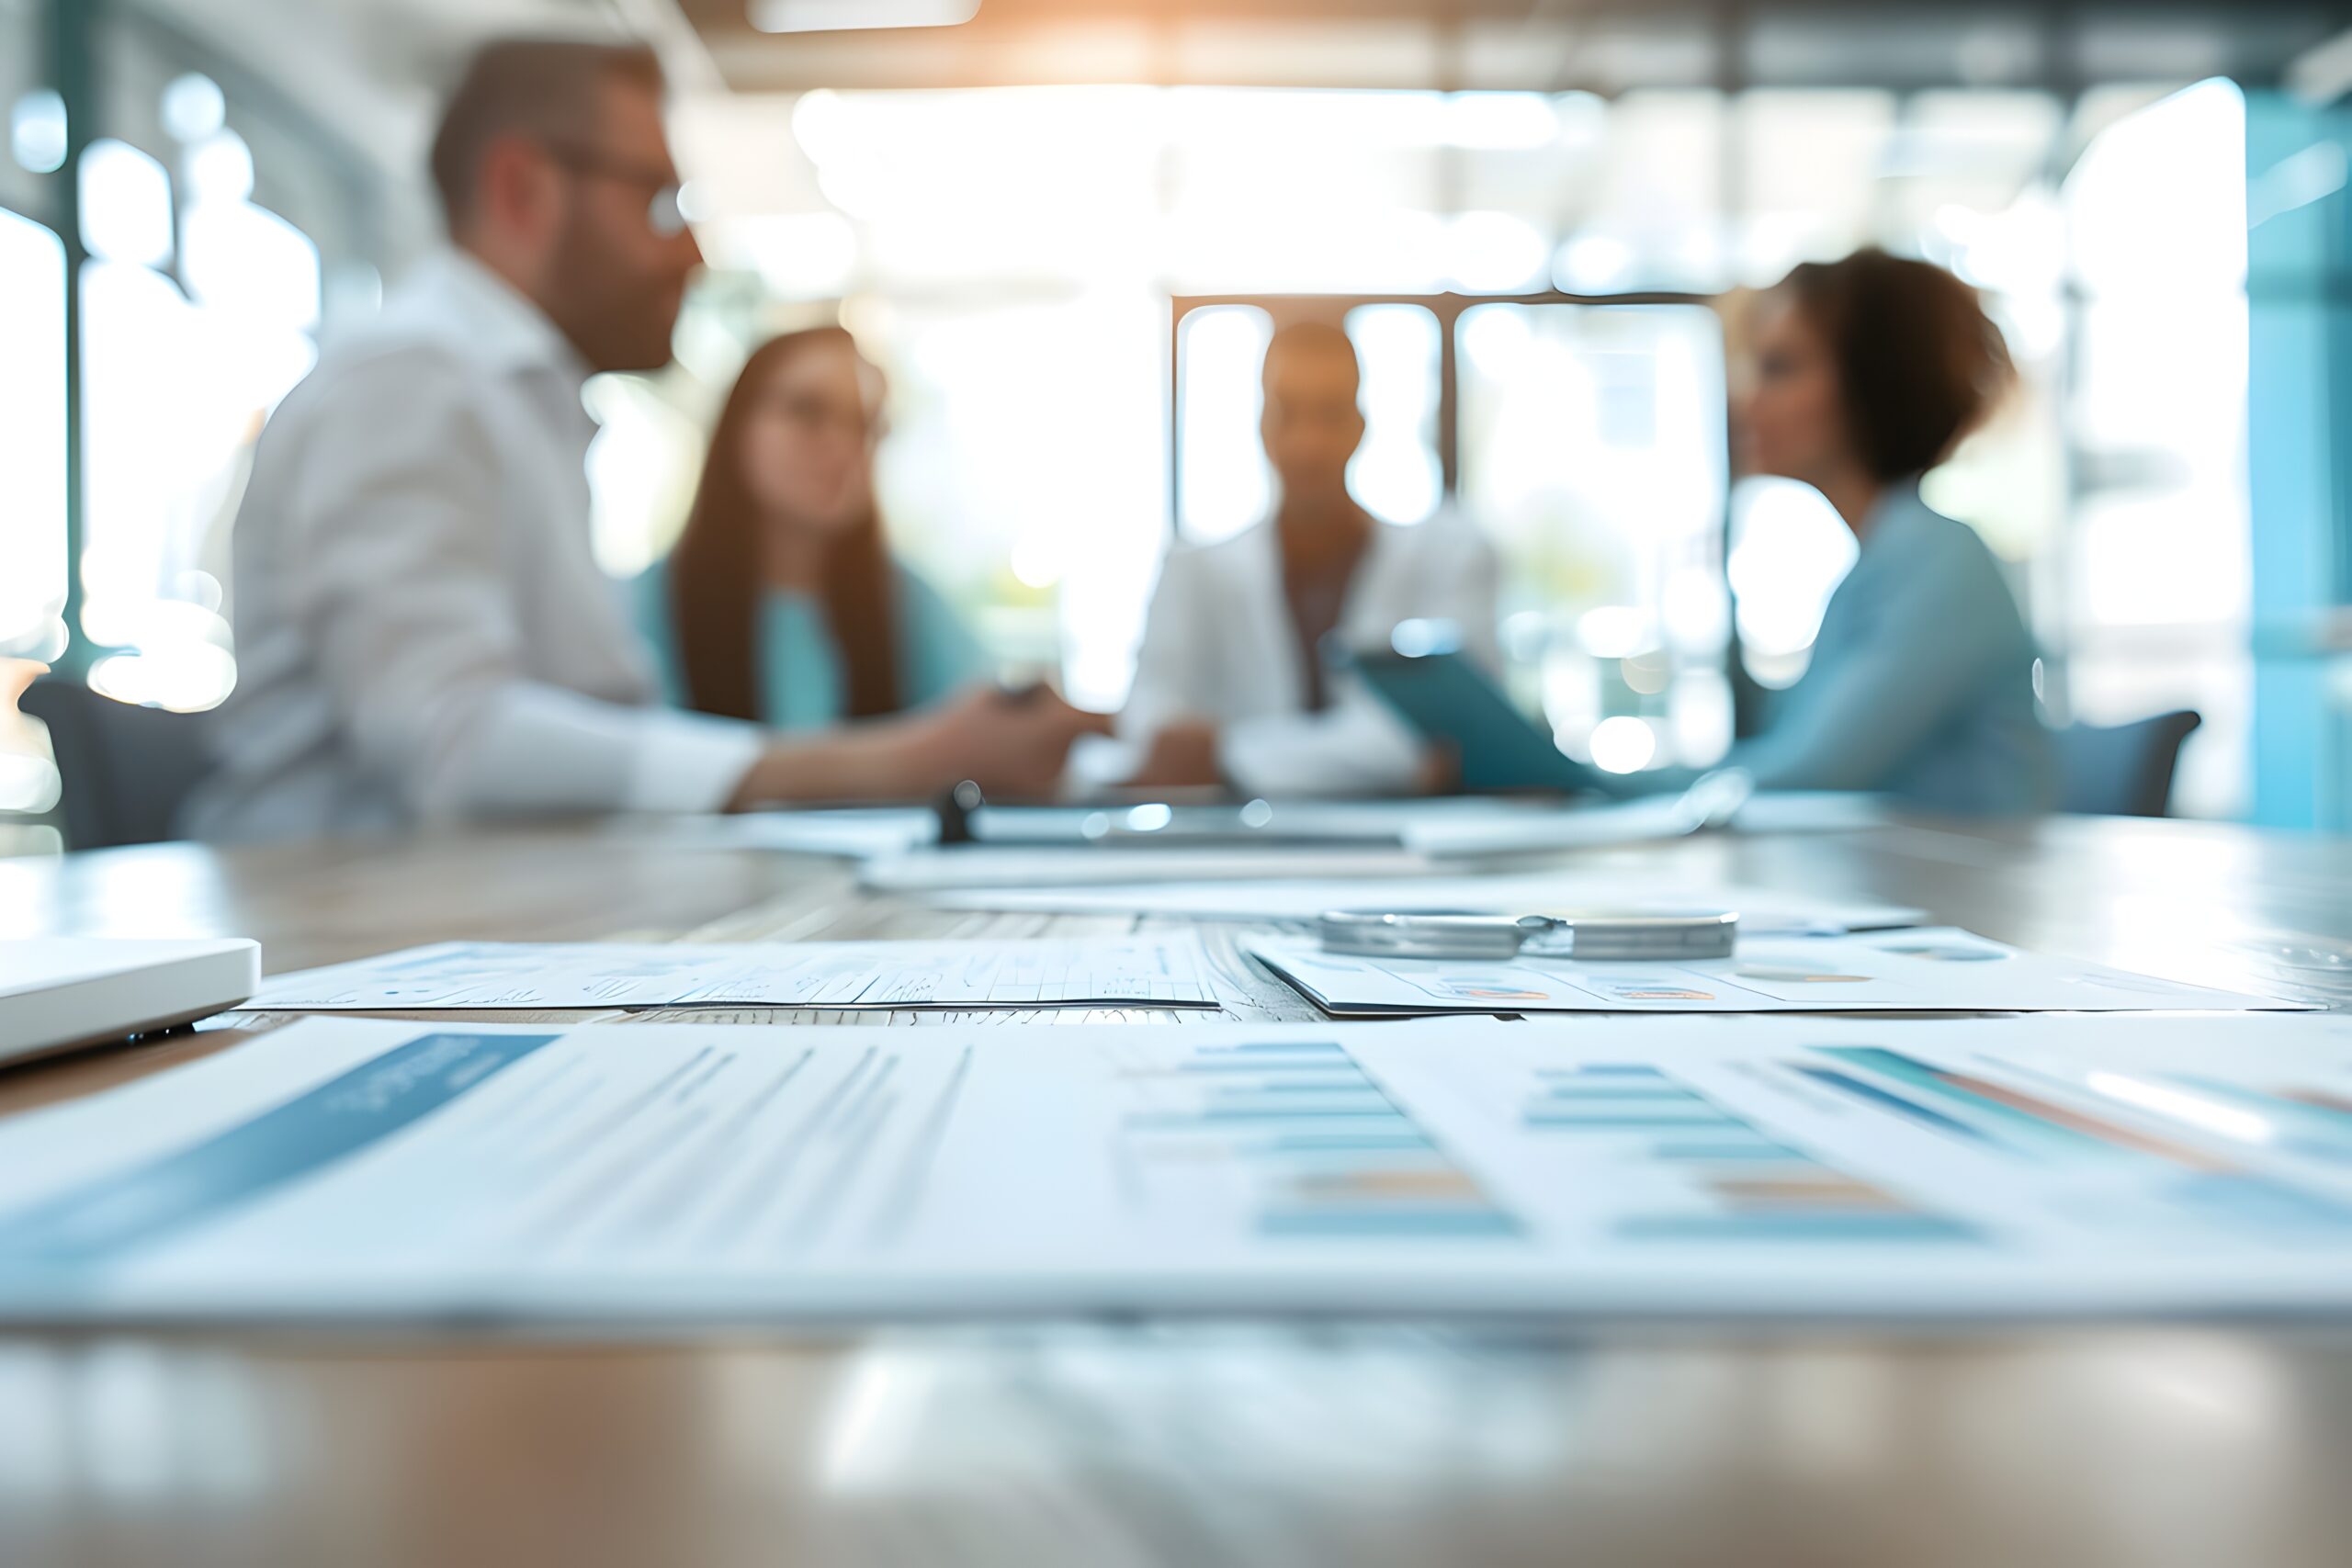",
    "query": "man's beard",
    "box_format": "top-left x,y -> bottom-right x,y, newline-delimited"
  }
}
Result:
542,225 -> 679,374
